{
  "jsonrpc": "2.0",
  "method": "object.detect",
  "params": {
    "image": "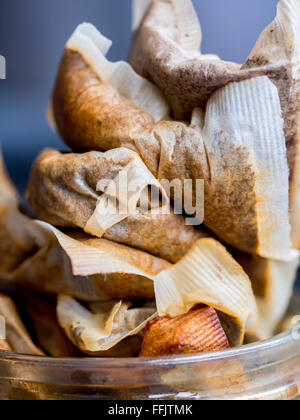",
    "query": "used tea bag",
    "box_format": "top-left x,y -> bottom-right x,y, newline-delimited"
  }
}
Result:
26,148 -> 206,263
0,294 -> 44,355
21,294 -> 78,357
0,148 -> 34,275
242,0 -> 300,249
48,26 -> 291,259
234,251 -> 300,341
130,0 -> 242,119
49,22 -> 169,154
3,222 -> 169,301
57,295 -> 157,356
203,77 -> 291,259
140,305 -> 230,357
